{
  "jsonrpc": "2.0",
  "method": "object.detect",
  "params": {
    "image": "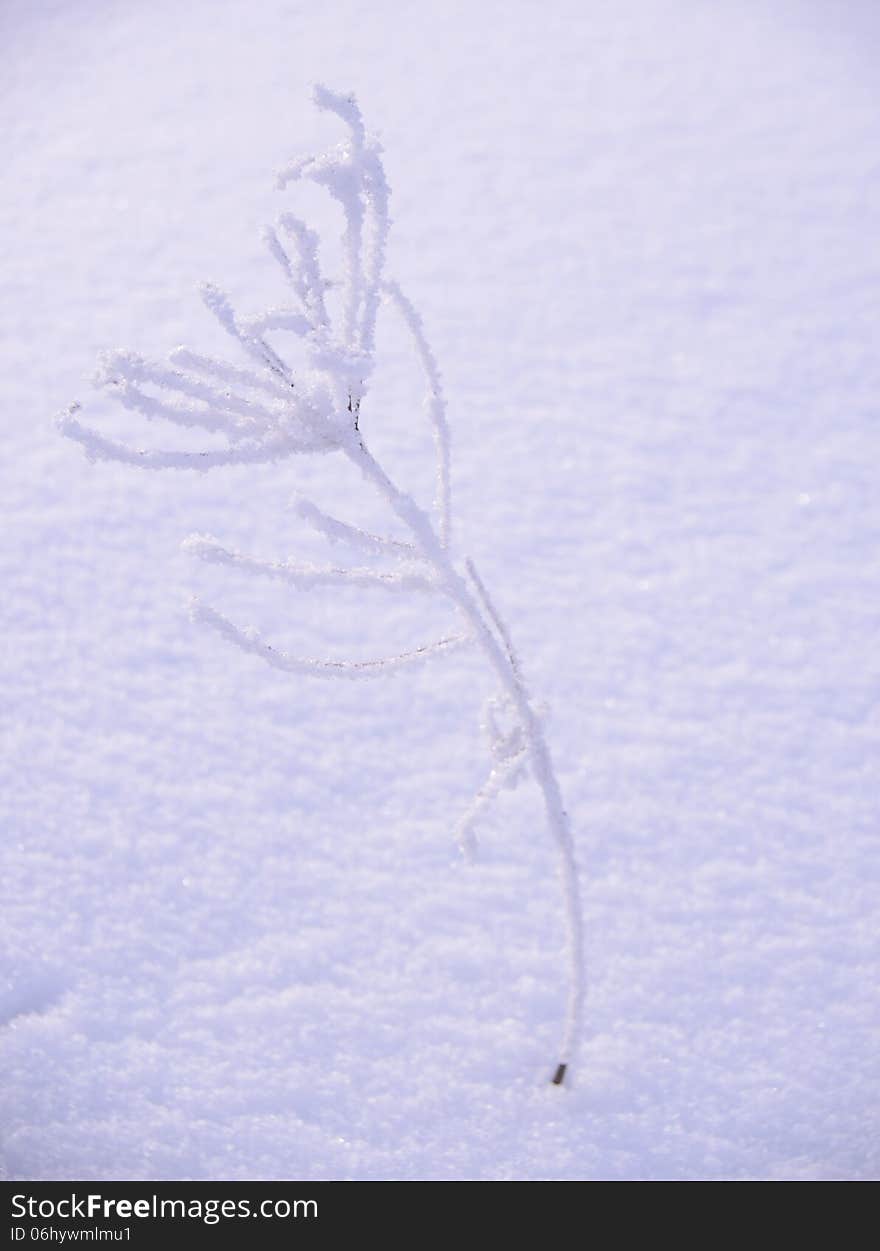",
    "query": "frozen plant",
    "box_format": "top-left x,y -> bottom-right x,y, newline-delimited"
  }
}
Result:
58,86 -> 585,1085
